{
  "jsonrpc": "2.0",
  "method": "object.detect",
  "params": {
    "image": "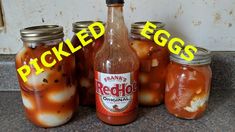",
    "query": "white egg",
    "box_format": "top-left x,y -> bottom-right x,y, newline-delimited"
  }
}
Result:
139,73 -> 149,84
22,95 -> 34,110
152,59 -> 159,67
27,72 -> 49,87
48,85 -> 76,103
37,111 -> 72,127
139,91 -> 154,104
184,95 -> 208,112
